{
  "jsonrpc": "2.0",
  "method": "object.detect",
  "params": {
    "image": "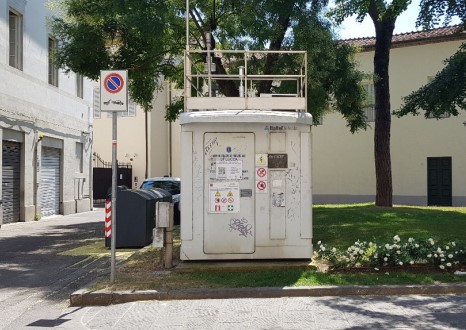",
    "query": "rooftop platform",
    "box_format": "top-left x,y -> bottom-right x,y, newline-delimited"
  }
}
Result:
184,50 -> 307,112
